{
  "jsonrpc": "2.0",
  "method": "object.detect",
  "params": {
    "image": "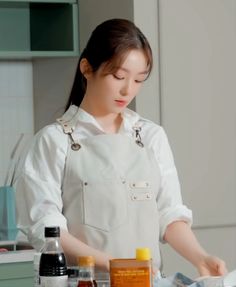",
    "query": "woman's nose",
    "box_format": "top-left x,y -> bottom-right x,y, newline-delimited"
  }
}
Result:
120,81 -> 132,96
